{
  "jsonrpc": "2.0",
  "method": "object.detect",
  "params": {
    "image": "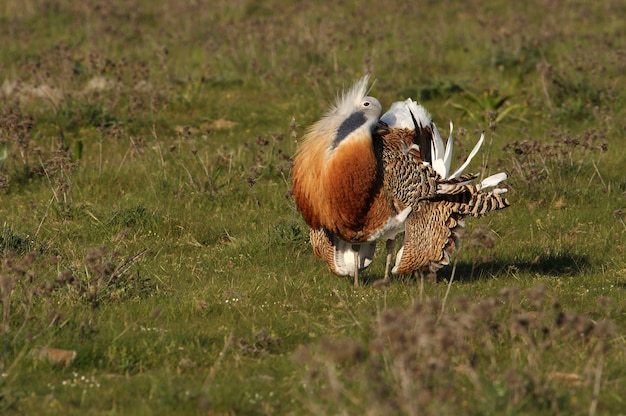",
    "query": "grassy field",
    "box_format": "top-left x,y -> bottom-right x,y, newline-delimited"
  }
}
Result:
1,0 -> 625,414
